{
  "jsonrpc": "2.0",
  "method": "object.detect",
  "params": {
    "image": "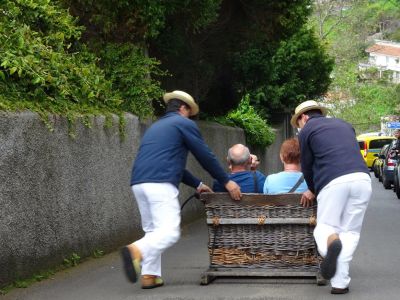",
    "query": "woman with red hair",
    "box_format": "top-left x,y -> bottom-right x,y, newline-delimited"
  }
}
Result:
263,138 -> 308,194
